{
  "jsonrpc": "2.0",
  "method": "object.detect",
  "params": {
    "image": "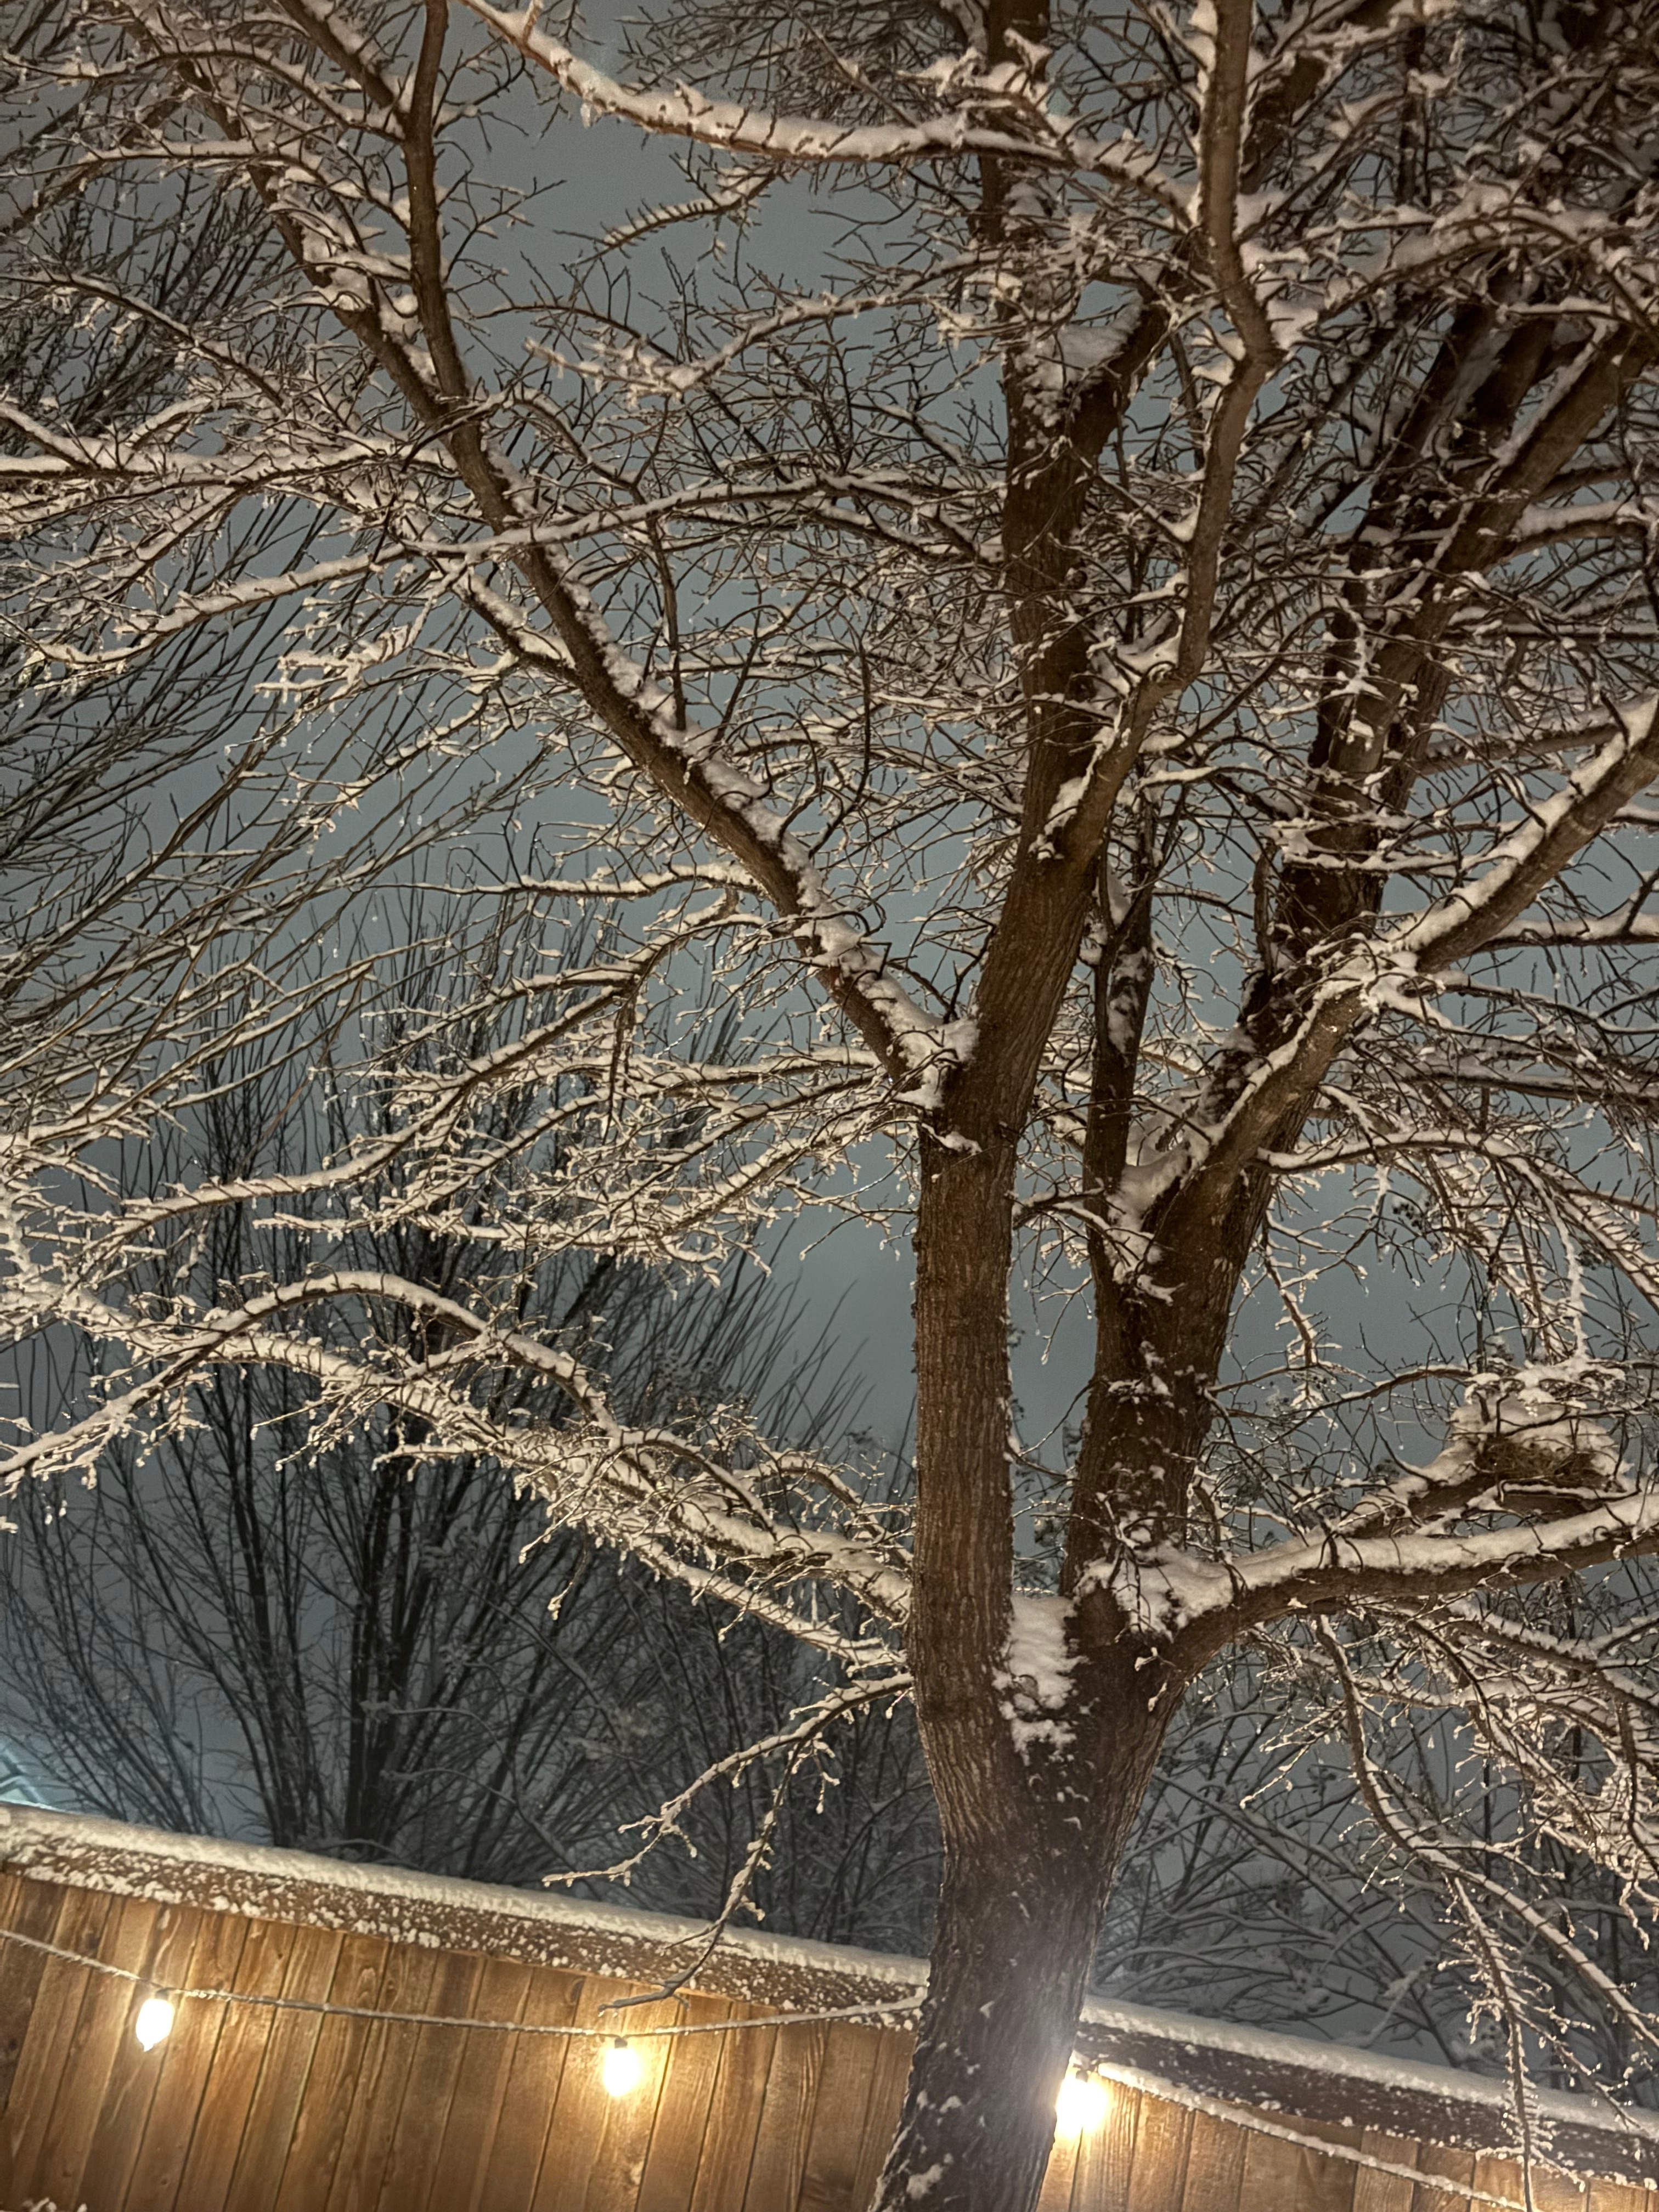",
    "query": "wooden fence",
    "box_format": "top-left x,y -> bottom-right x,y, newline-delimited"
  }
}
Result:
1,1808 -> 1656,2212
